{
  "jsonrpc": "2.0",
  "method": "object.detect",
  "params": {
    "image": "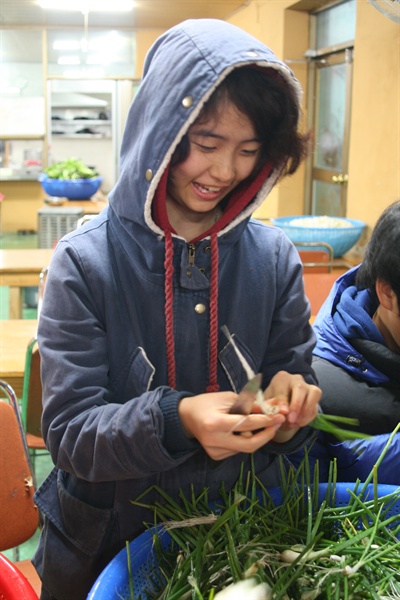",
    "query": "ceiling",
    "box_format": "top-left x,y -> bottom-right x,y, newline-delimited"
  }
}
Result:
0,0 -> 249,29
